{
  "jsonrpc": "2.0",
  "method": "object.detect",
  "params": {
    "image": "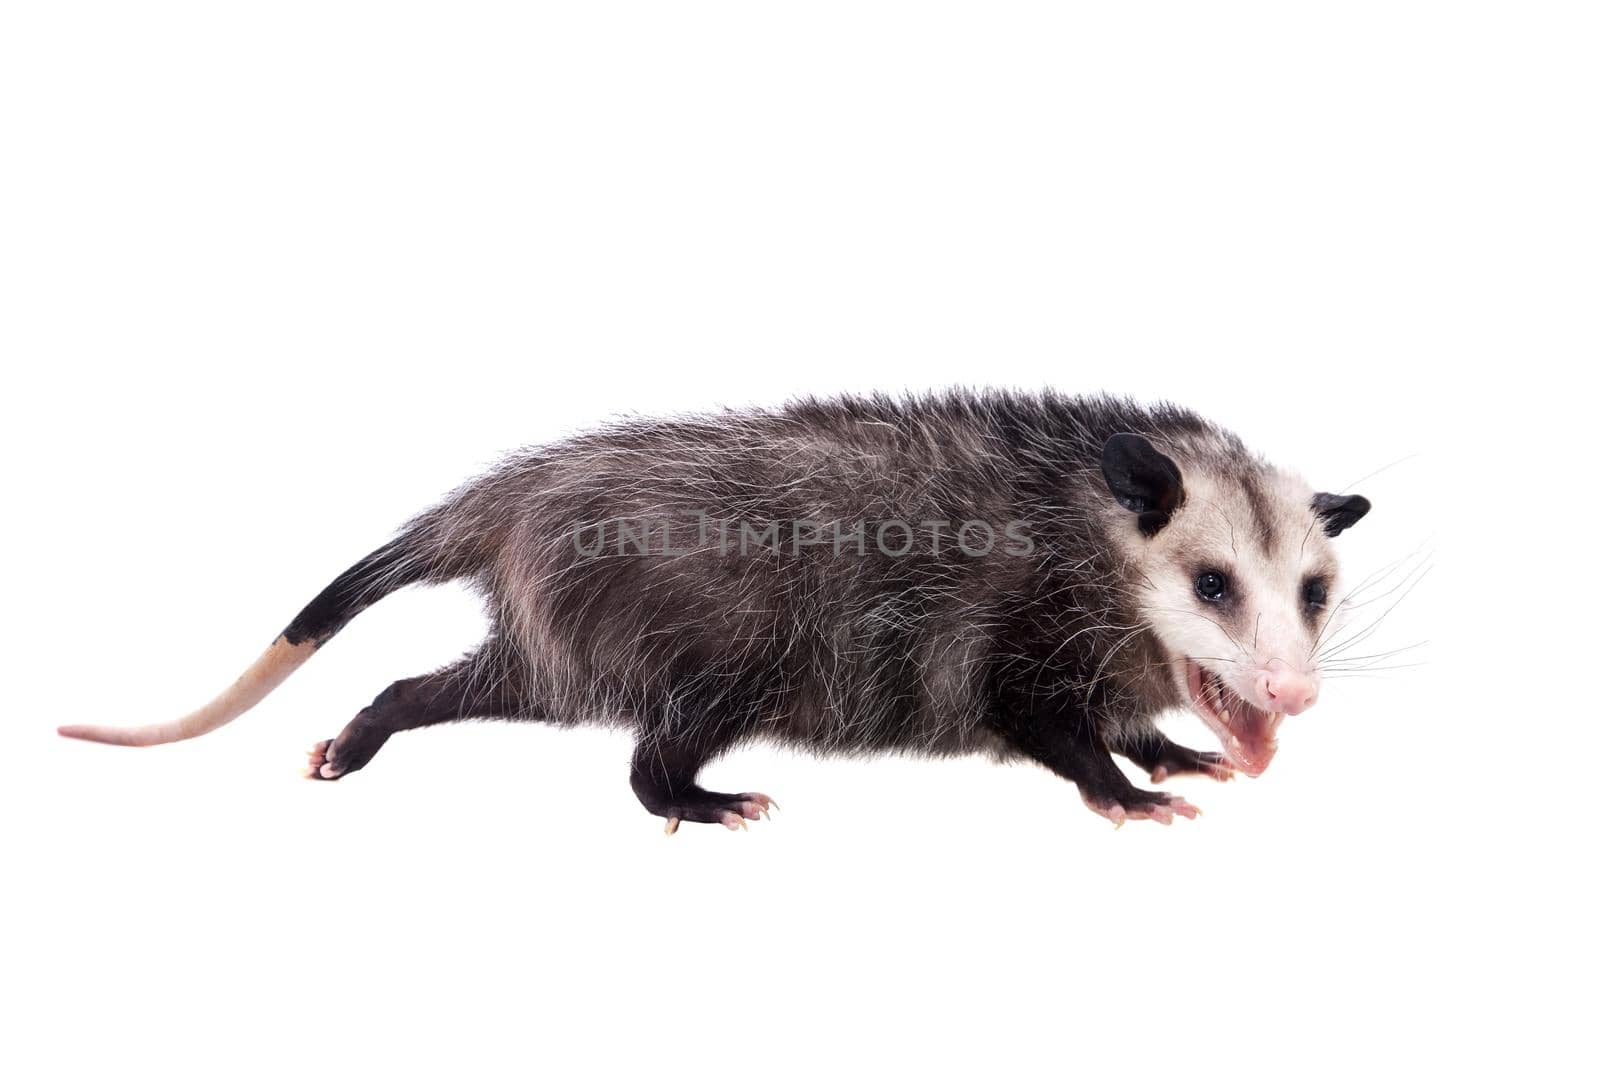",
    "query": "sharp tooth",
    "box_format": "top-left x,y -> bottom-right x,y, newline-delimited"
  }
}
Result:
1220,707 -> 1231,724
